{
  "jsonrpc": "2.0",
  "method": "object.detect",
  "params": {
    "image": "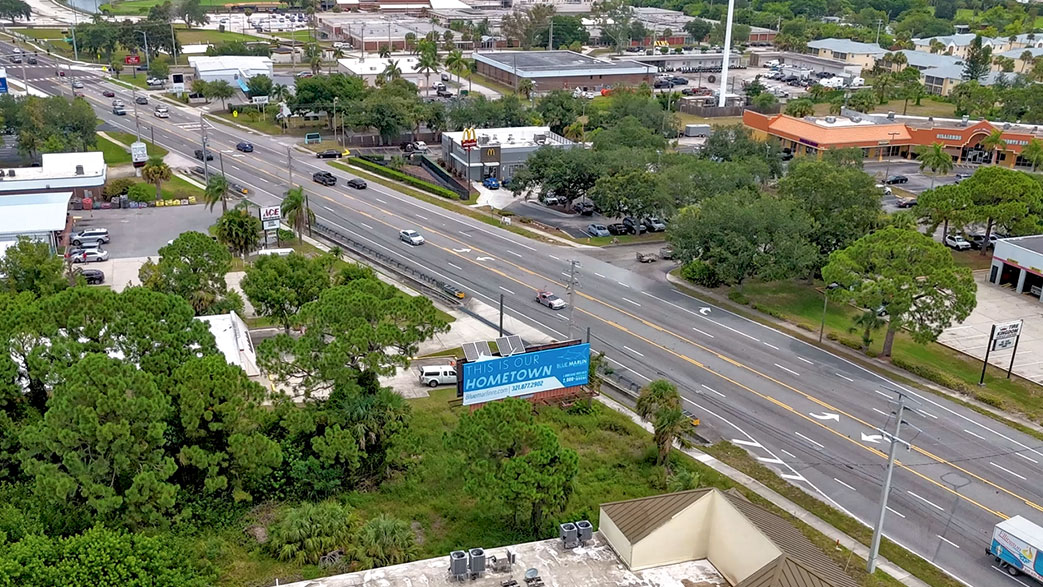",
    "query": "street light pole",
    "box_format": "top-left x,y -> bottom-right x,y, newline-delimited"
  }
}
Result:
883,131 -> 900,178
565,259 -> 580,339
818,282 -> 840,343
137,30 -> 151,72
867,392 -> 917,575
200,111 -> 210,184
